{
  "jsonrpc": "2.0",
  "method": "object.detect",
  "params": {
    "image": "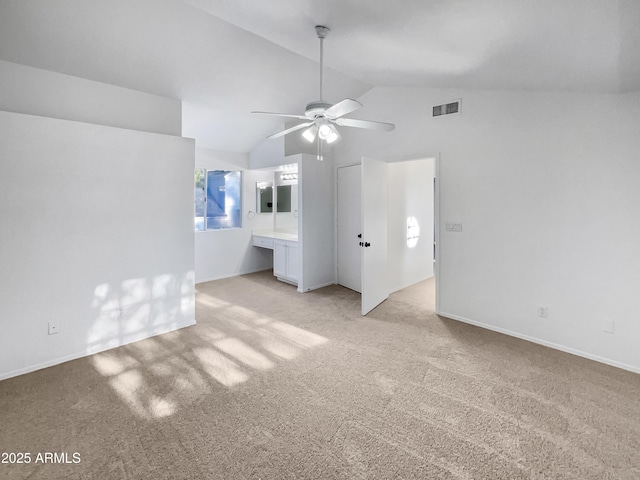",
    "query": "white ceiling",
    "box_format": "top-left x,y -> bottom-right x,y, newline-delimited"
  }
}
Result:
1,0 -> 638,153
